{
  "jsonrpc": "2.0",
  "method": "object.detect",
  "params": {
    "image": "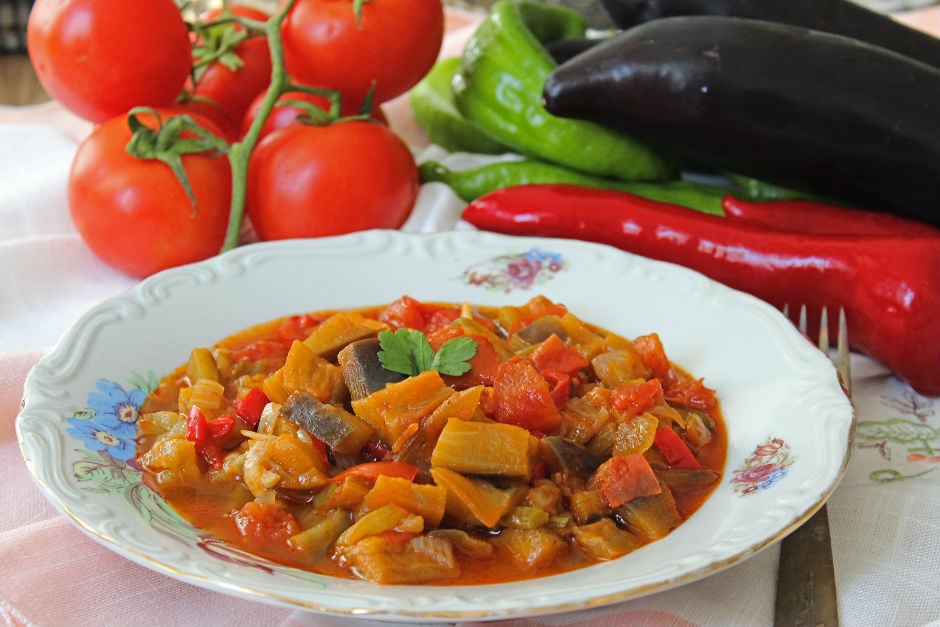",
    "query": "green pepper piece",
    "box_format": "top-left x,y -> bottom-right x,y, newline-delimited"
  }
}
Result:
452,0 -> 676,182
409,57 -> 511,155
420,159 -> 727,215
724,172 -> 816,201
